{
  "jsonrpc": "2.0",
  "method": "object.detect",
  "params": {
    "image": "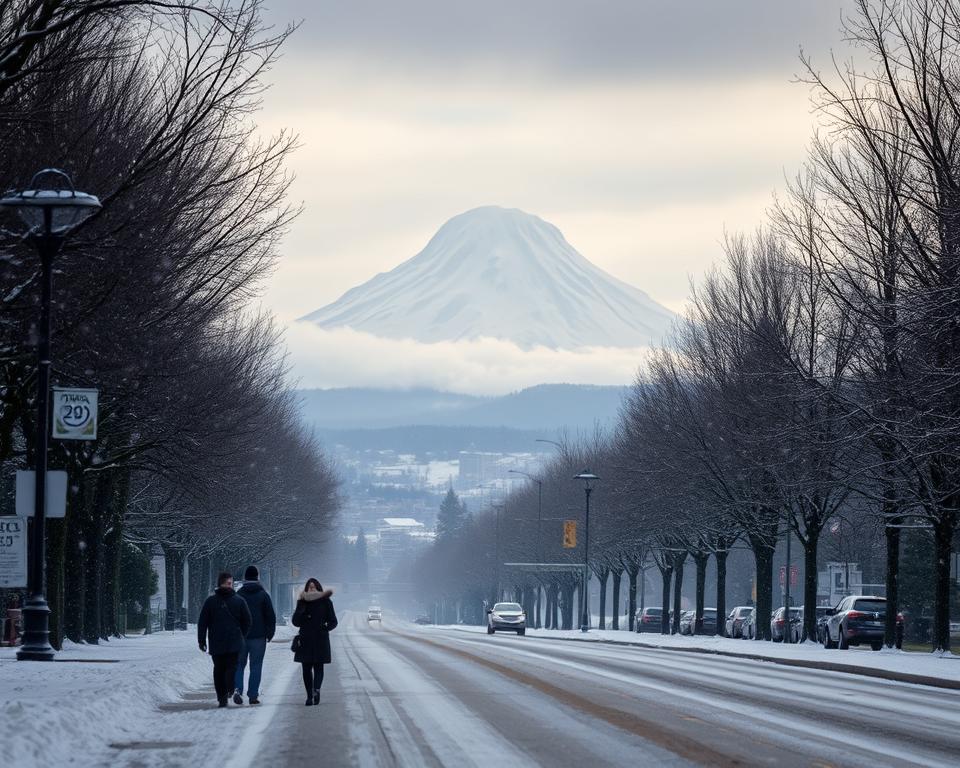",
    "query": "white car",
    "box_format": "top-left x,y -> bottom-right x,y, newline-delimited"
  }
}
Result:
367,606 -> 382,621
487,602 -> 526,635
